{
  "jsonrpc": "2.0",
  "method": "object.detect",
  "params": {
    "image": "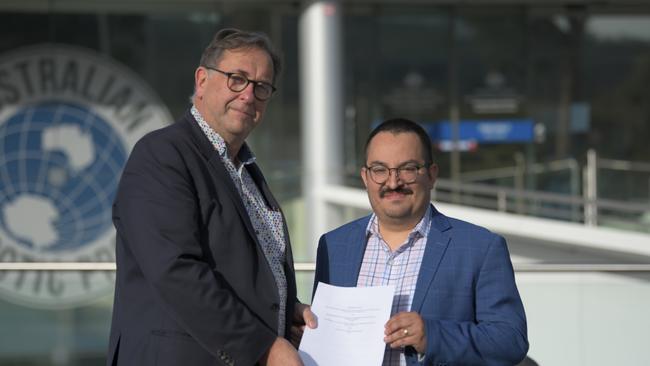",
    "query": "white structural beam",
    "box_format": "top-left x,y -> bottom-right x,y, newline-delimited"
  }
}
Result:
300,1 -> 343,256
321,185 -> 650,258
